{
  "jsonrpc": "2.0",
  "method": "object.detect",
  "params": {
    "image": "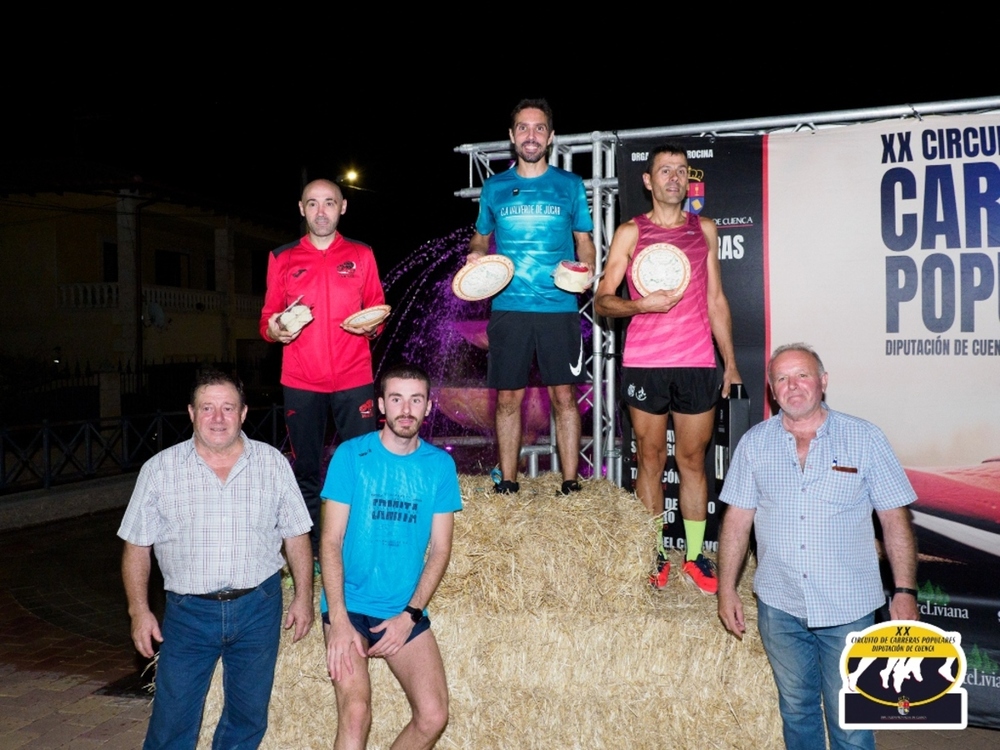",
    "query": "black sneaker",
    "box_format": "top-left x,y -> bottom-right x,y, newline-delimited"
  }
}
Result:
559,480 -> 582,495
494,480 -> 520,494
